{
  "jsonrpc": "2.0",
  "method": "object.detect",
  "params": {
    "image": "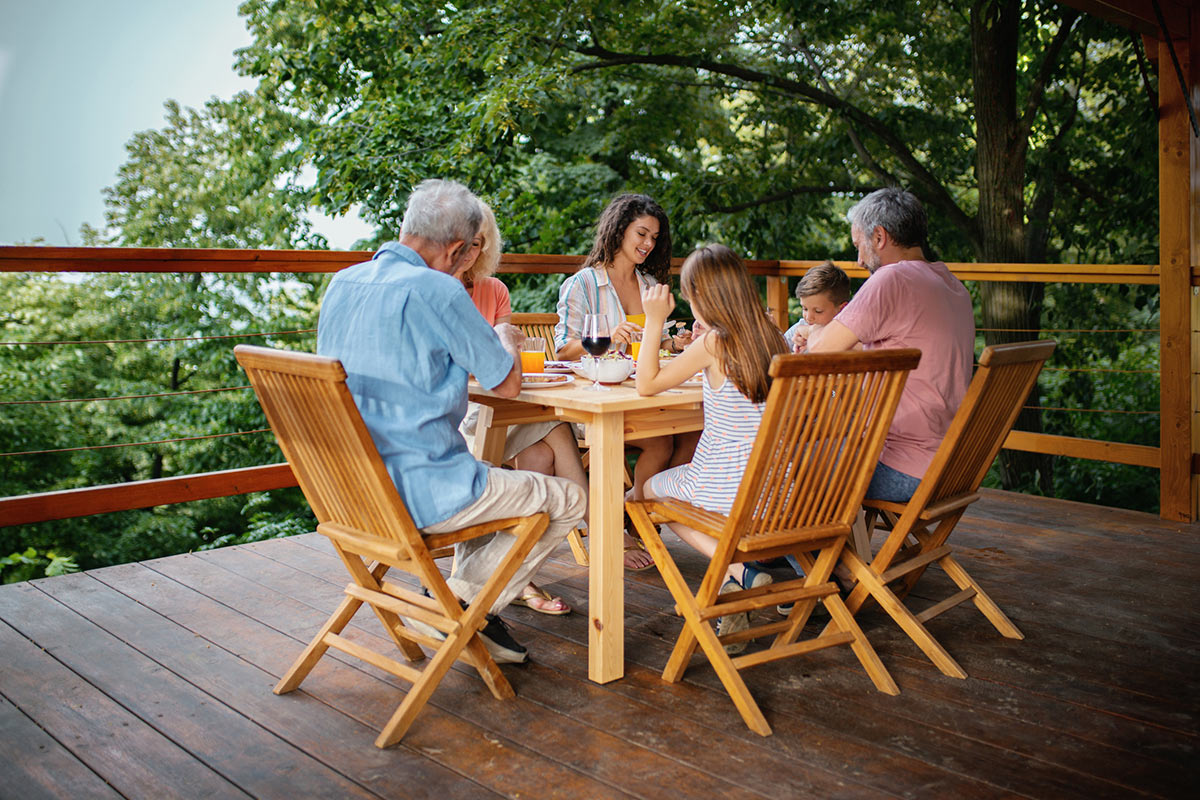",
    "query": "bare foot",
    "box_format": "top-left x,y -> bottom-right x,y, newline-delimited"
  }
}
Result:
623,532 -> 655,570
